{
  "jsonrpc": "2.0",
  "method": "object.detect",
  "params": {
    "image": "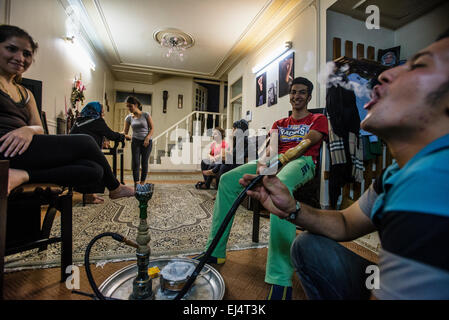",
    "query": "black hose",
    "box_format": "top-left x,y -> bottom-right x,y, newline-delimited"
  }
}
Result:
84,232 -> 129,300
174,174 -> 265,300
84,172 -> 275,300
